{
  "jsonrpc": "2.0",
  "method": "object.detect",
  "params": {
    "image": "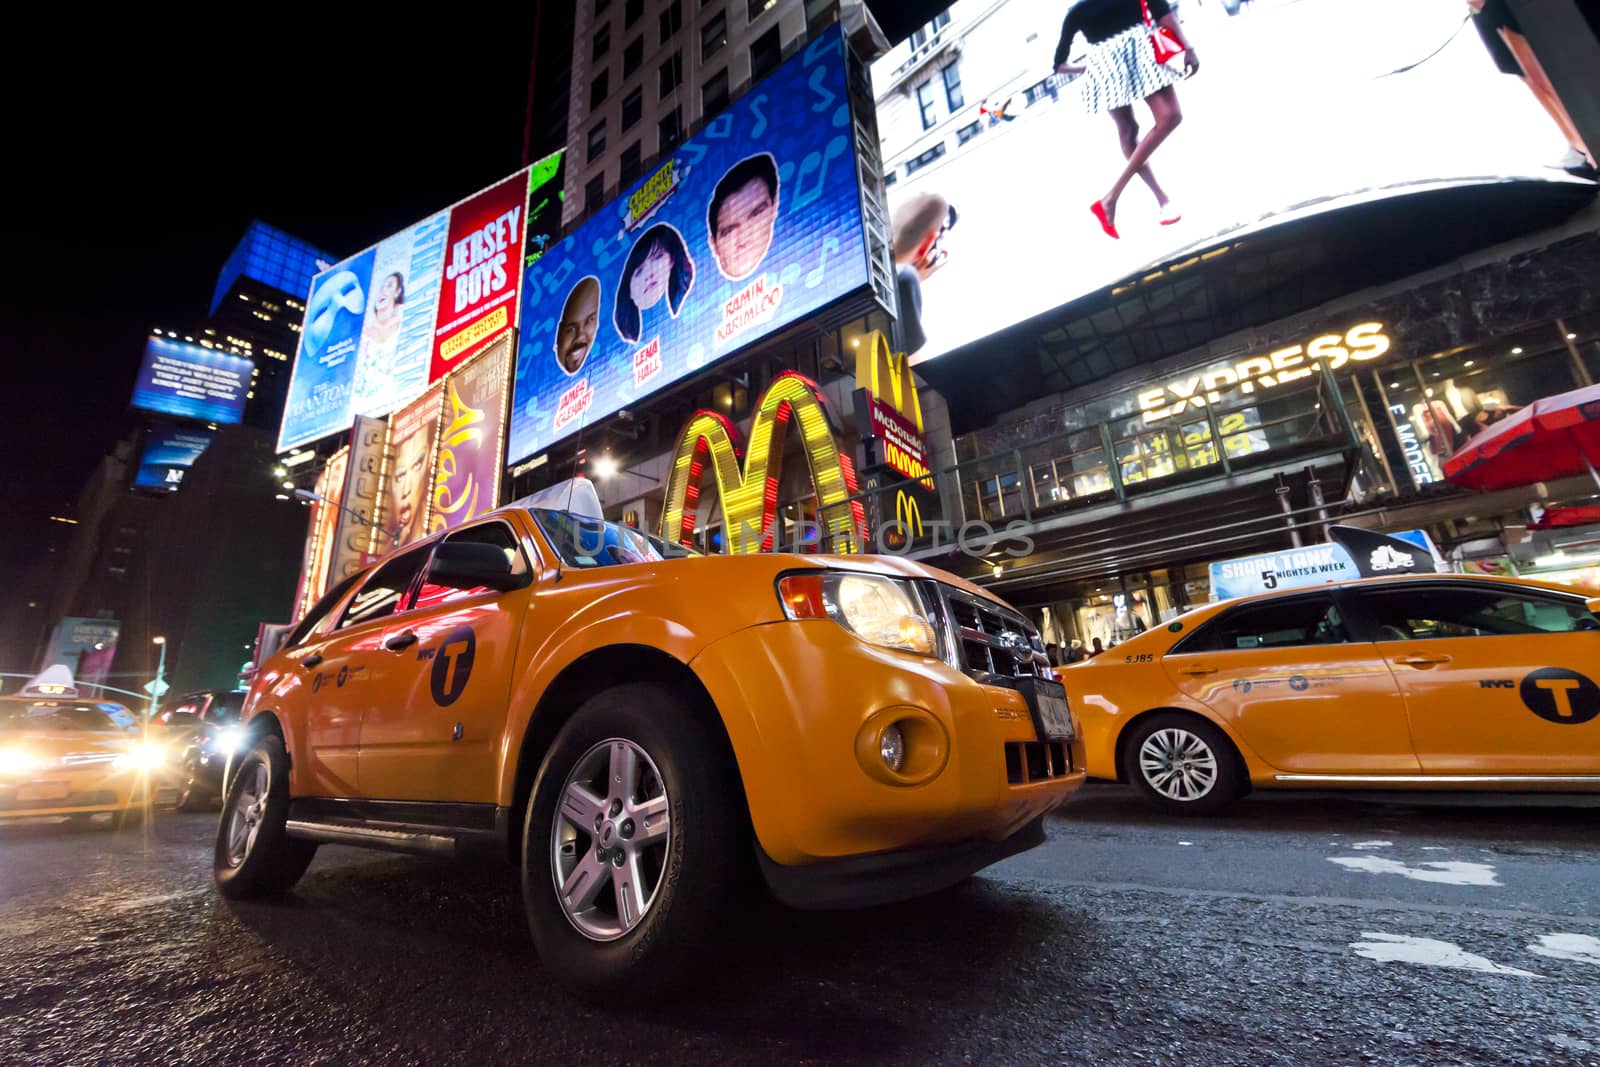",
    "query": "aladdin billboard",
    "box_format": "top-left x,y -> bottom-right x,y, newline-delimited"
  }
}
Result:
507,25 -> 874,466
